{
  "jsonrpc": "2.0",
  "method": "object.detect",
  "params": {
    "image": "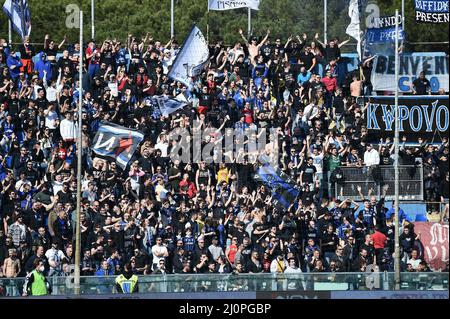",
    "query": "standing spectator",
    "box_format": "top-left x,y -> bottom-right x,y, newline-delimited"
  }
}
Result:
371,225 -> 387,265
22,259 -> 52,296
411,71 -> 431,95
151,237 -> 168,271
